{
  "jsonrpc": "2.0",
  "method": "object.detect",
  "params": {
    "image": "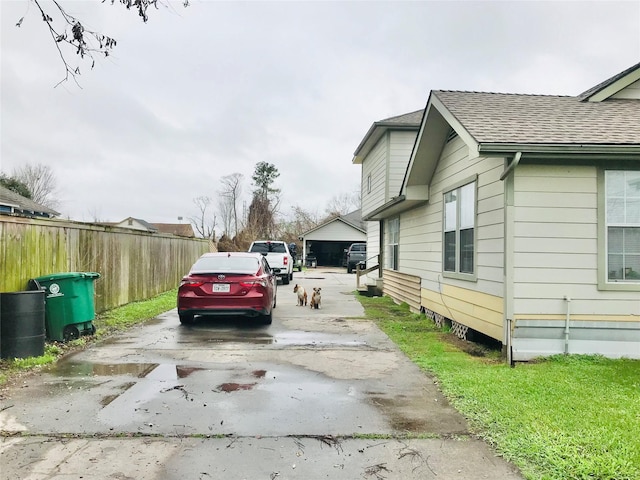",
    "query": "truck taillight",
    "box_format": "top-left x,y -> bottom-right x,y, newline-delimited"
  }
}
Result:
283,256 -> 288,265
